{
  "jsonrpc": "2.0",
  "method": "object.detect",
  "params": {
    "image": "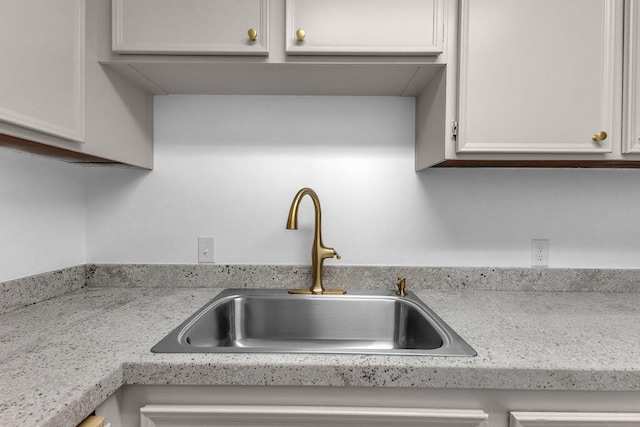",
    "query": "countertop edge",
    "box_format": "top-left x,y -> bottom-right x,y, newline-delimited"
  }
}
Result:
121,361 -> 640,392
41,360 -> 640,427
